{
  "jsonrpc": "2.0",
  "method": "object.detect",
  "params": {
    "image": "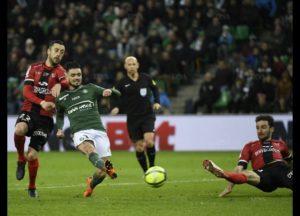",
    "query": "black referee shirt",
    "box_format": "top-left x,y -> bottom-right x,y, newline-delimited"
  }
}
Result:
112,73 -> 160,116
